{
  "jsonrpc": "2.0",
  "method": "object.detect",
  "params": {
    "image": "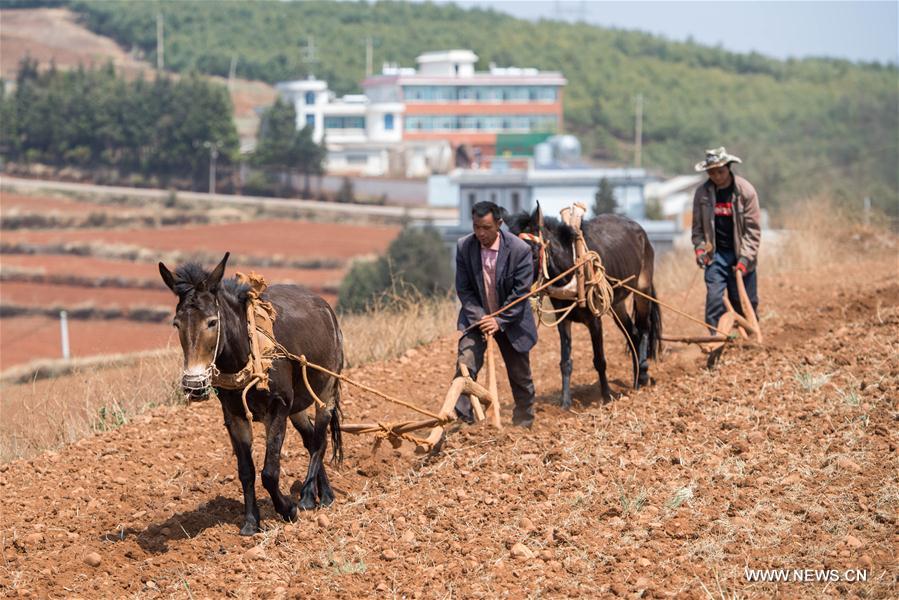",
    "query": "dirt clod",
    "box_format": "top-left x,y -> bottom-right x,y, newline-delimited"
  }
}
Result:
510,542 -> 534,560
83,552 -> 101,567
837,457 -> 863,473
381,549 -> 398,561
